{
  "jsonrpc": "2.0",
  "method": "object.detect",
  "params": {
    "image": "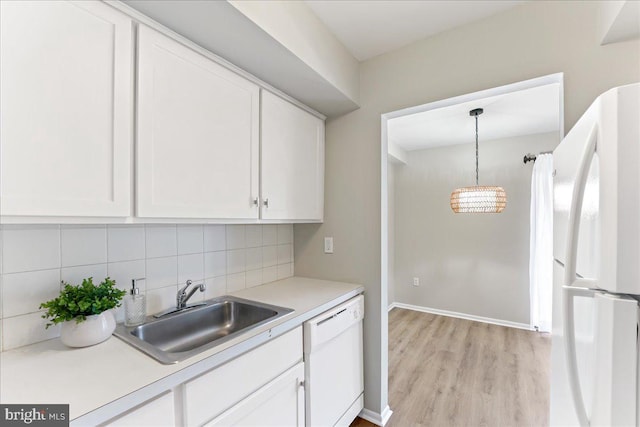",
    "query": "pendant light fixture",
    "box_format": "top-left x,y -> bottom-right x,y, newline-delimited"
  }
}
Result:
450,108 -> 507,213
